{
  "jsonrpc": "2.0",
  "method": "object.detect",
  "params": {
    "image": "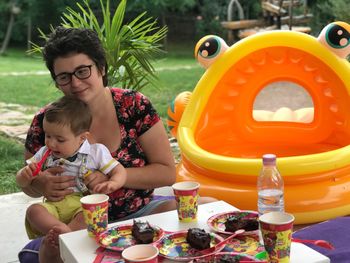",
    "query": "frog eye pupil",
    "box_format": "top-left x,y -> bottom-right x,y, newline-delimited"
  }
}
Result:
326,24 -> 350,49
199,38 -> 220,58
